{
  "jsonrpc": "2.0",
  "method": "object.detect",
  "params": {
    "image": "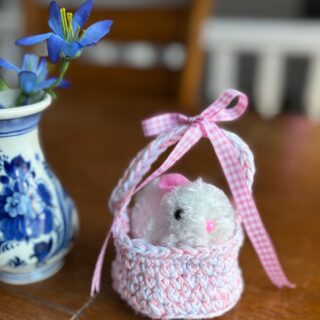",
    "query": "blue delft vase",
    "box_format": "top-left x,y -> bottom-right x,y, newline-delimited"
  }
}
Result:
0,90 -> 78,285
